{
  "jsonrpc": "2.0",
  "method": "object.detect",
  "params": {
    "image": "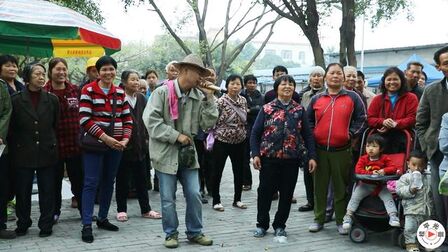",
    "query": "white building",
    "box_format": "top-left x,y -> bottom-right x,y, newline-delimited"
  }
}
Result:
251,40 -> 314,66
